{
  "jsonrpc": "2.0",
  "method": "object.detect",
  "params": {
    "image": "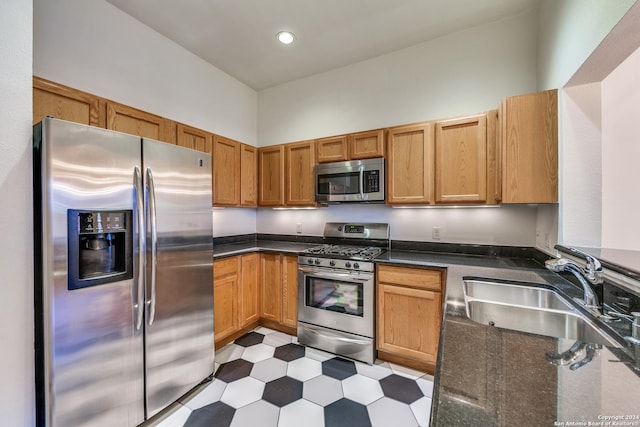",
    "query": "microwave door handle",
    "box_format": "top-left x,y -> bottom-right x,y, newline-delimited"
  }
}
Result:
359,165 -> 365,200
